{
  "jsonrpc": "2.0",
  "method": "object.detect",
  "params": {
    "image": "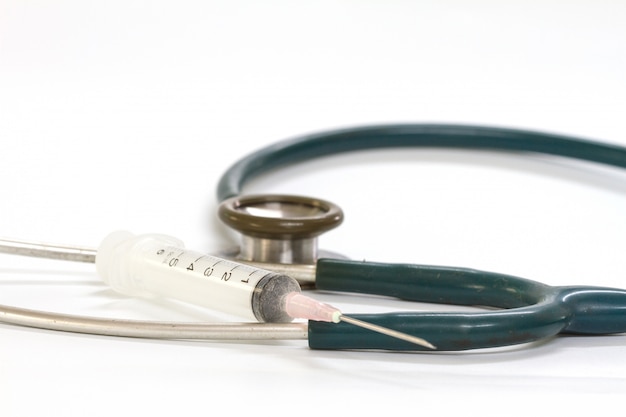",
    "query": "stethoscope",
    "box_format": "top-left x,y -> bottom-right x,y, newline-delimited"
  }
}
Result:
2,124 -> 626,352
